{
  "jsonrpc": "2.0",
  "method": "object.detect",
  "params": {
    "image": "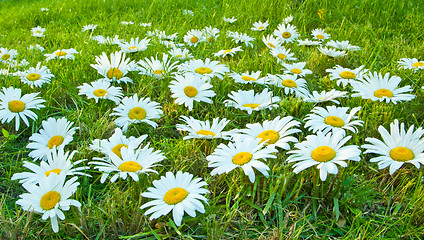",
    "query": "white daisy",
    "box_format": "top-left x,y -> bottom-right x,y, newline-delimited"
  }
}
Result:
137,53 -> 179,79
311,28 -> 331,41
184,29 -> 205,47
202,26 -> 220,43
326,65 -> 367,87
228,71 -> 268,85
398,58 -> 424,71
223,17 -> 237,23
287,131 -> 361,181
27,117 -> 78,161
11,148 -> 90,184
297,38 -> 321,46
111,94 -> 163,132
139,22 -> 152,27
44,49 -> 78,62
0,47 -> 18,64
270,47 -> 297,63
178,58 -> 229,81
121,21 -> 134,25
326,40 -> 361,51
140,171 -> 209,226
119,37 -> 151,53
251,20 -> 269,31
207,138 -> 278,183
227,31 -> 255,48
28,44 -> 45,52
168,48 -> 193,60
176,116 -> 234,140
169,73 -> 215,111
31,26 -> 46,37
19,62 -> 54,88
262,34 -> 282,49
282,15 -> 293,24
214,46 -> 243,58
266,74 -> 309,96
318,46 -> 347,58
82,24 -> 97,32
90,51 -> 135,83
183,9 -> 194,16
304,106 -> 363,135
160,39 -> 185,49
77,80 -> 123,104
350,72 -> 415,104
15,173 -> 80,233
0,87 -> 45,131
91,35 -> 122,45
301,89 -> 348,104
224,89 -> 281,114
362,119 -> 424,175
281,62 -> 313,77
90,144 -> 164,183
233,116 -> 301,150
41,8 -> 49,11
273,23 -> 300,43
